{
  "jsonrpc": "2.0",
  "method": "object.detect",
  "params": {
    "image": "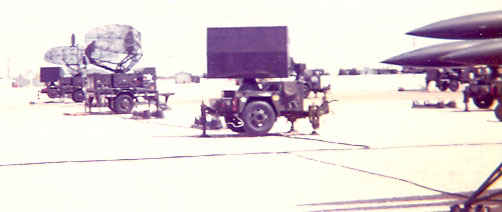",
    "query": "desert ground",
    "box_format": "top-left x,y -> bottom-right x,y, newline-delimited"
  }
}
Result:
0,74 -> 500,212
